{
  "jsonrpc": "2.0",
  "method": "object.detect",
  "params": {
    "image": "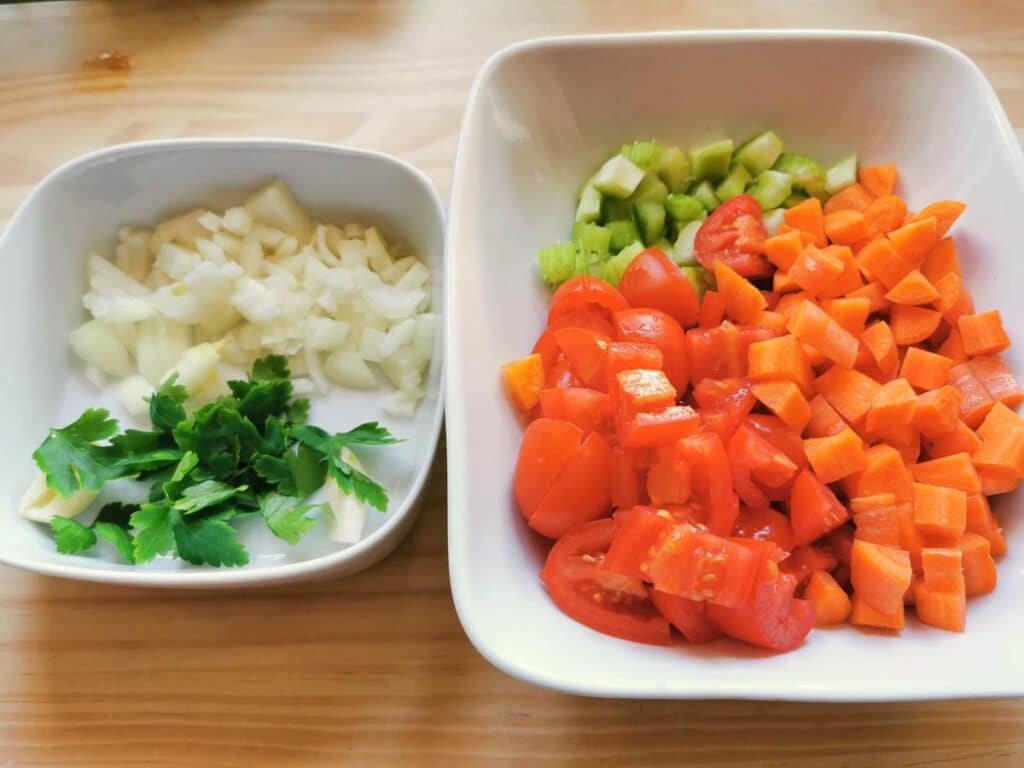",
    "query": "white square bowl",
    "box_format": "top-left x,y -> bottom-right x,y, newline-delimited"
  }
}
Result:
446,30 -> 1024,700
0,139 -> 445,588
